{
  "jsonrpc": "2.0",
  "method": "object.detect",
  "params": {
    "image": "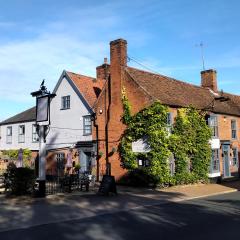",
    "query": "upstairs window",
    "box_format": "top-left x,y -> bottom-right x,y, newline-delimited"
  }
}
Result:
6,126 -> 12,144
61,95 -> 70,110
18,125 -> 25,143
232,148 -> 238,167
208,115 -> 218,138
166,112 -> 173,134
83,116 -> 92,135
32,124 -> 39,142
231,119 -> 237,139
